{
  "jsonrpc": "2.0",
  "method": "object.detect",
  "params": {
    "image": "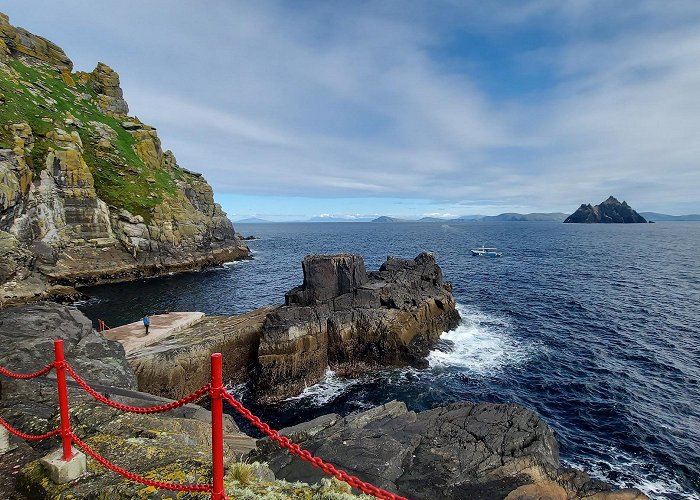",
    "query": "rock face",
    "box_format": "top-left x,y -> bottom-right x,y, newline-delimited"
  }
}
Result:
252,401 -> 646,500
0,12 -> 250,305
0,302 -> 137,403
255,252 -> 459,402
0,13 -> 72,70
127,307 -> 276,400
564,196 -> 647,223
